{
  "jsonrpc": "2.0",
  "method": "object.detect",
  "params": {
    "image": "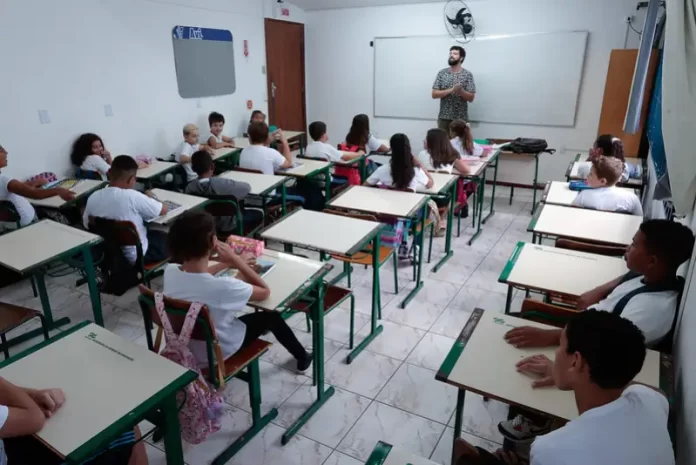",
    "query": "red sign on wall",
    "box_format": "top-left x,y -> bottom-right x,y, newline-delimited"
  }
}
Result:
281,8 -> 290,17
